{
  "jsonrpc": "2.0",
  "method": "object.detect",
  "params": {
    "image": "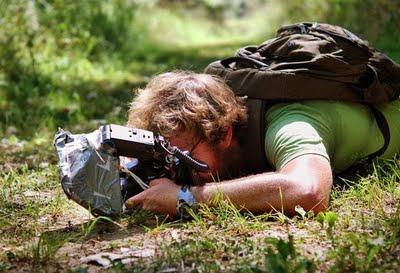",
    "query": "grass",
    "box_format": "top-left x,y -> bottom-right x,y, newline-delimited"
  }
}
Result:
1,158 -> 399,272
1,1 -> 400,272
